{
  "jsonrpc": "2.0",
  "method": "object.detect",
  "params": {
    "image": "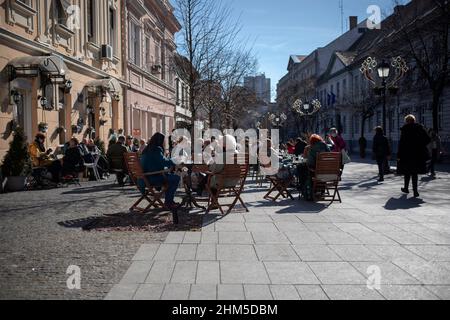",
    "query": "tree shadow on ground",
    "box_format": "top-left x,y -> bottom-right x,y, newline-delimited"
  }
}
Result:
61,184 -> 134,195
384,195 -> 425,211
58,210 -> 203,232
